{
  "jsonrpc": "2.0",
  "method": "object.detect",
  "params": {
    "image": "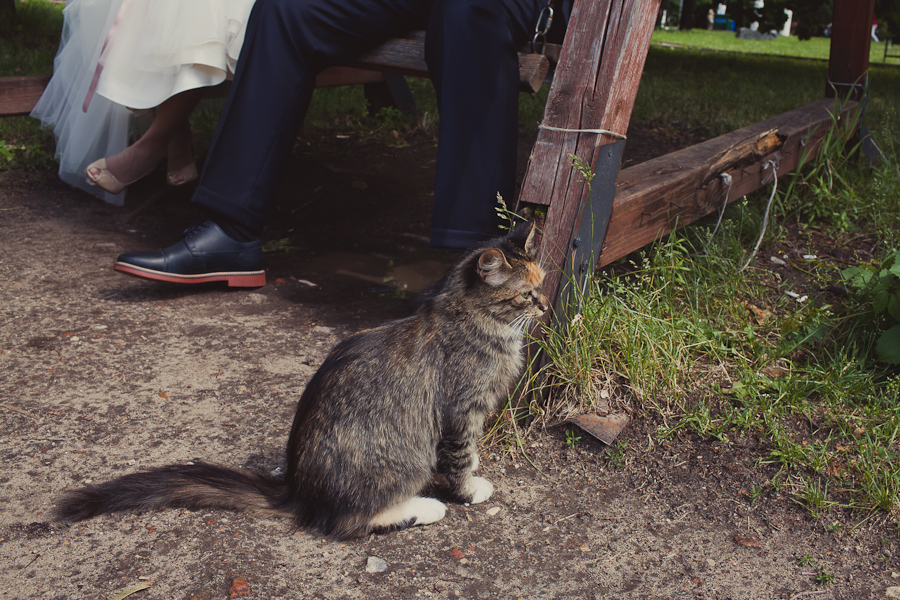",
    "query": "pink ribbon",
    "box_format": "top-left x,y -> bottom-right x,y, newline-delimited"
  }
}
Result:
83,0 -> 134,112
